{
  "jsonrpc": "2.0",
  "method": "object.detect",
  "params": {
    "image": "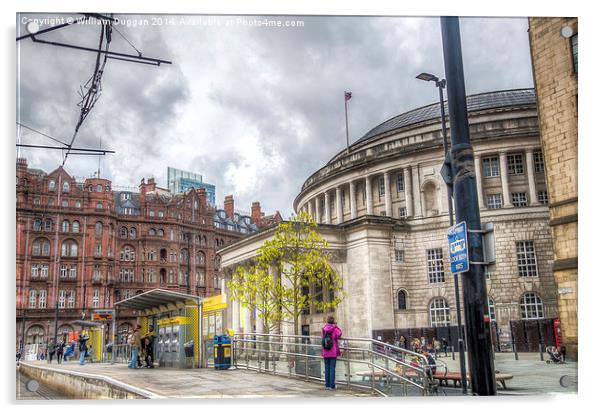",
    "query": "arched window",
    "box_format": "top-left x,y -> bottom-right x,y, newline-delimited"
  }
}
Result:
62,181 -> 70,193
196,251 -> 205,265
120,227 -> 128,238
160,248 -> 167,261
429,298 -> 450,327
160,268 -> 166,285
202,235 -> 207,246
72,220 -> 80,233
95,222 -> 103,235
120,245 -> 136,261
158,229 -> 164,237
149,228 -> 156,236
32,238 -> 50,256
129,227 -> 137,239
488,297 -> 497,322
33,219 -> 42,231
180,249 -> 189,264
48,180 -> 56,191
44,218 -> 53,232
520,292 -> 544,320
148,249 -> 156,261
26,325 -> 45,345
61,240 -> 78,257
397,290 -> 407,310
62,220 -> 70,232
57,324 -> 74,344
